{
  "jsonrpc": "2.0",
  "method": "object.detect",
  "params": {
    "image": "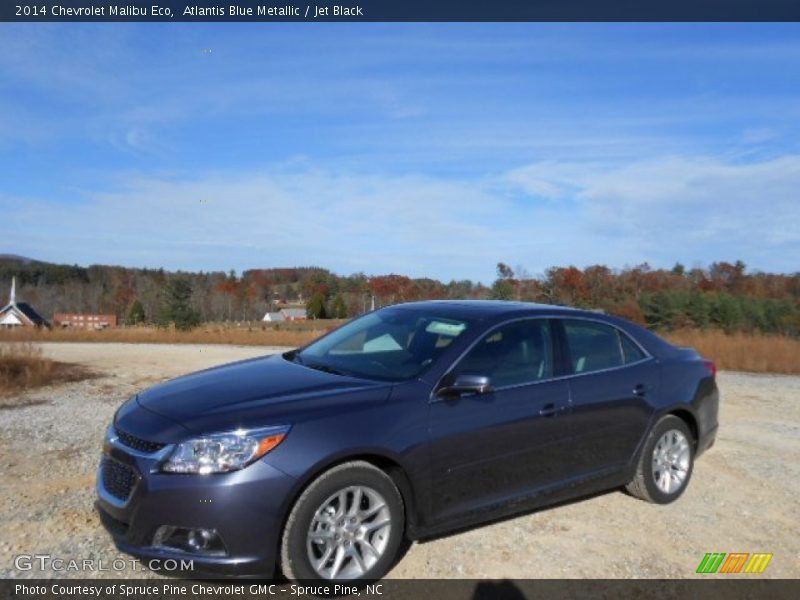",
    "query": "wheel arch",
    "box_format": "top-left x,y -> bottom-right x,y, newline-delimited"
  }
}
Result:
277,451 -> 421,559
667,408 -> 699,447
